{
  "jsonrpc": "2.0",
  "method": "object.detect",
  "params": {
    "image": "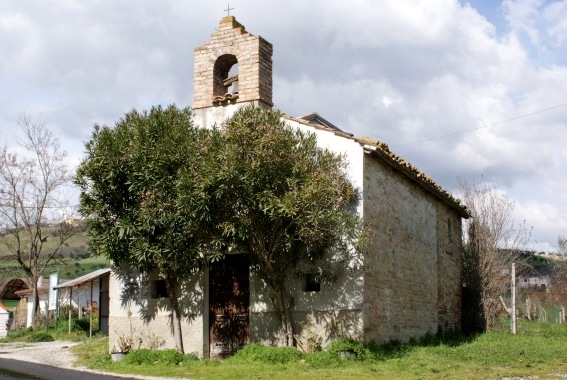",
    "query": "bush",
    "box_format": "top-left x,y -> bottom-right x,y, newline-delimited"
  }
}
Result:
122,349 -> 185,366
326,338 -> 370,360
229,343 -> 305,364
27,332 -> 54,342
